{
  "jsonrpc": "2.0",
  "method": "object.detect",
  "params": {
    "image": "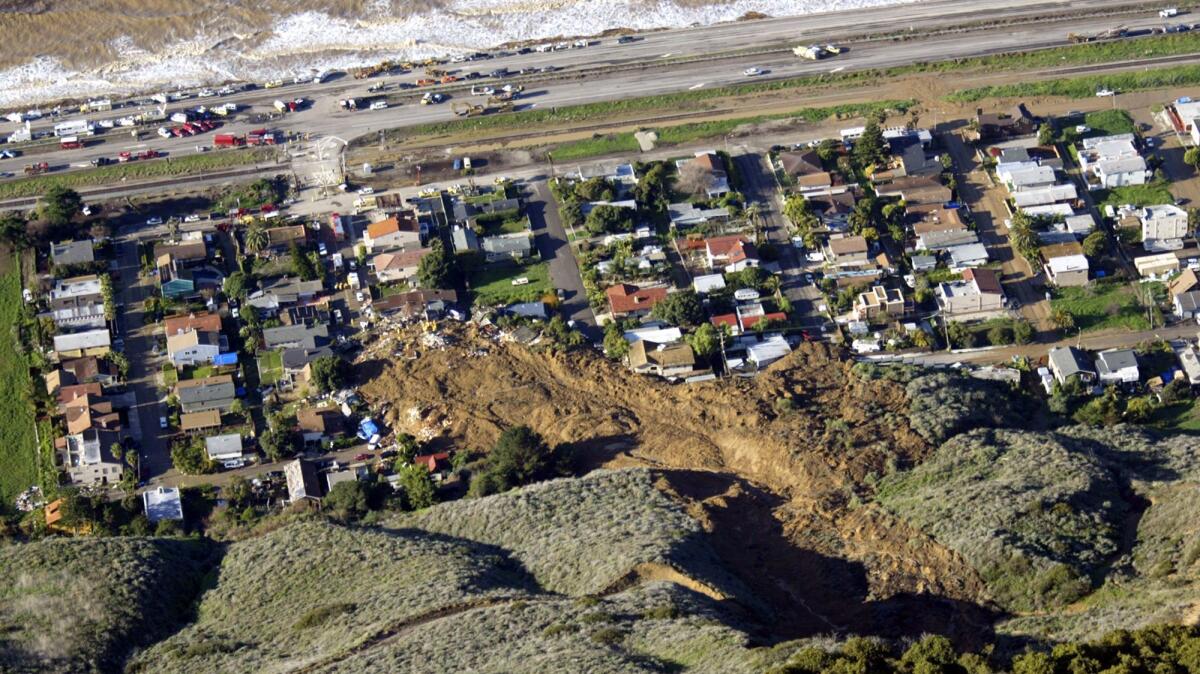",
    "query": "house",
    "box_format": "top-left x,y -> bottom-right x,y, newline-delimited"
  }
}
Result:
266,224 -> 308,251
1012,184 -> 1077,209
414,452 -> 452,477
824,235 -> 869,266
1048,346 -> 1096,385
263,322 -> 329,350
245,277 -> 324,314
606,284 -> 668,318
505,301 -> 548,320
164,312 -> 222,336
1174,289 -> 1200,319
51,240 -> 95,267
451,225 -> 480,252
887,135 -> 939,176
936,267 -> 1006,318
873,175 -> 952,205
1064,213 -> 1096,236
946,243 -> 990,271
627,340 -> 697,378
676,152 -> 730,198
205,433 -> 245,462
285,458 -> 325,503
481,232 -> 533,262
373,289 -> 458,320
1076,135 -> 1149,188
175,375 -> 237,413
57,382 -> 102,409
1141,205 -> 1190,252
373,248 -> 431,284
1000,164 -> 1058,193
297,407 -> 345,443
364,211 -> 423,252
910,254 -> 937,272
166,329 -> 221,367
279,346 -> 334,387
1041,243 -> 1089,287
1135,252 -> 1180,279
623,324 -> 683,344
705,236 -> 758,272
58,427 -> 123,487
48,275 -> 103,313
777,149 -> 823,179
53,329 -> 111,358
973,107 -> 1037,140
1095,349 -> 1140,384
911,207 -> 968,237
180,409 -> 222,434
667,202 -> 729,229
855,286 -> 905,321
808,191 -> 857,230
692,273 -> 726,294
158,268 -> 196,299
917,229 -> 978,252
746,335 -> 792,369
1177,344 -> 1200,385
1095,157 -> 1150,188
142,486 -> 184,523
